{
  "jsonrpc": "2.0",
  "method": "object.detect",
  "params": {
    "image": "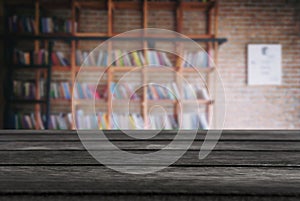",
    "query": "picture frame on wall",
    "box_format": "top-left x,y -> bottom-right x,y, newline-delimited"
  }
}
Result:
247,44 -> 282,85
